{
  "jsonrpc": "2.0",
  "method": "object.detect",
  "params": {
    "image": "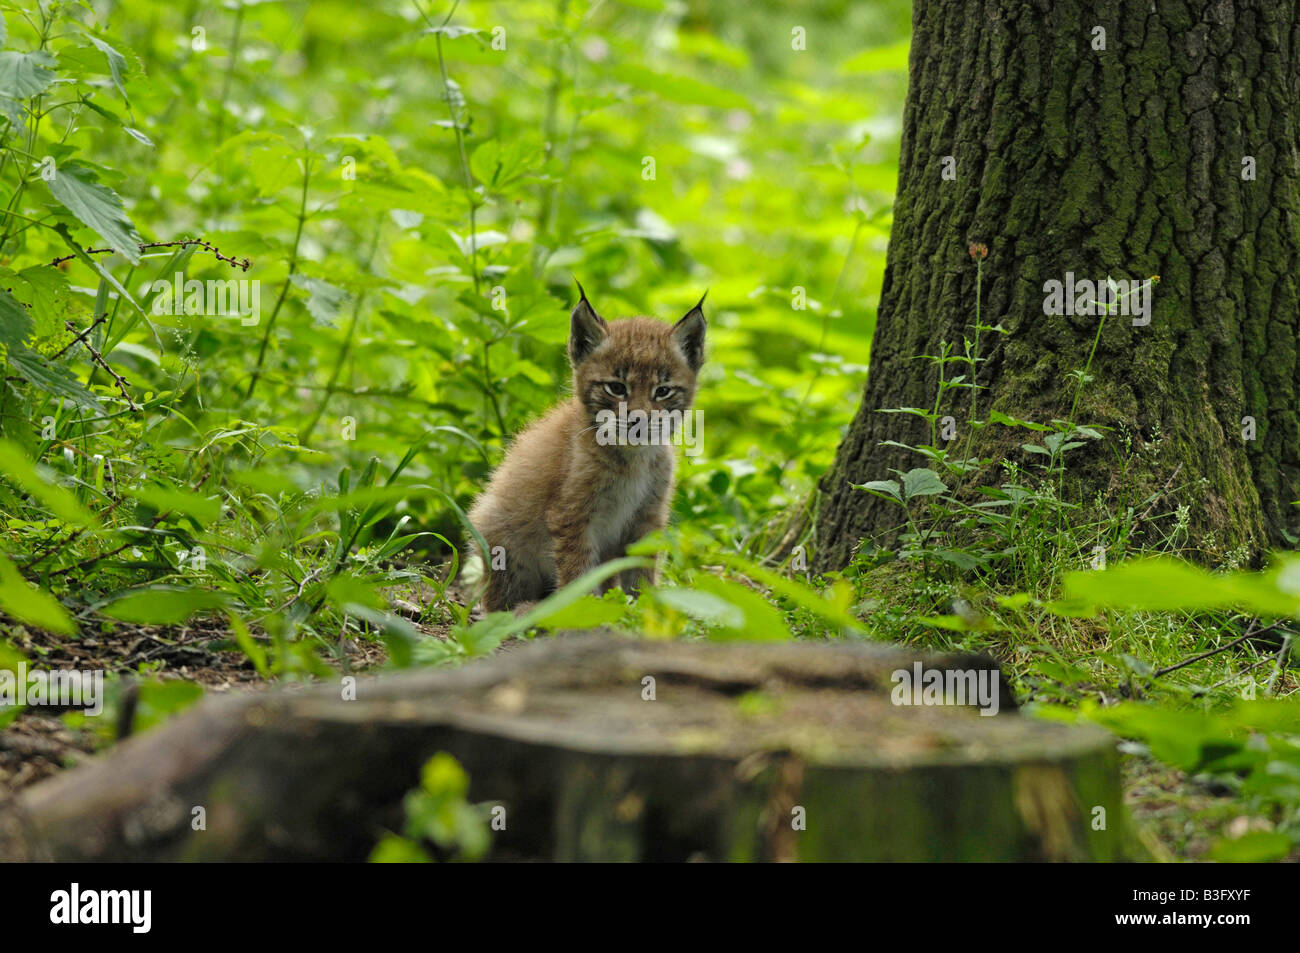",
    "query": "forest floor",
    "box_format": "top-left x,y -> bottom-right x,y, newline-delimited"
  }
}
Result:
0,612 -> 1245,863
